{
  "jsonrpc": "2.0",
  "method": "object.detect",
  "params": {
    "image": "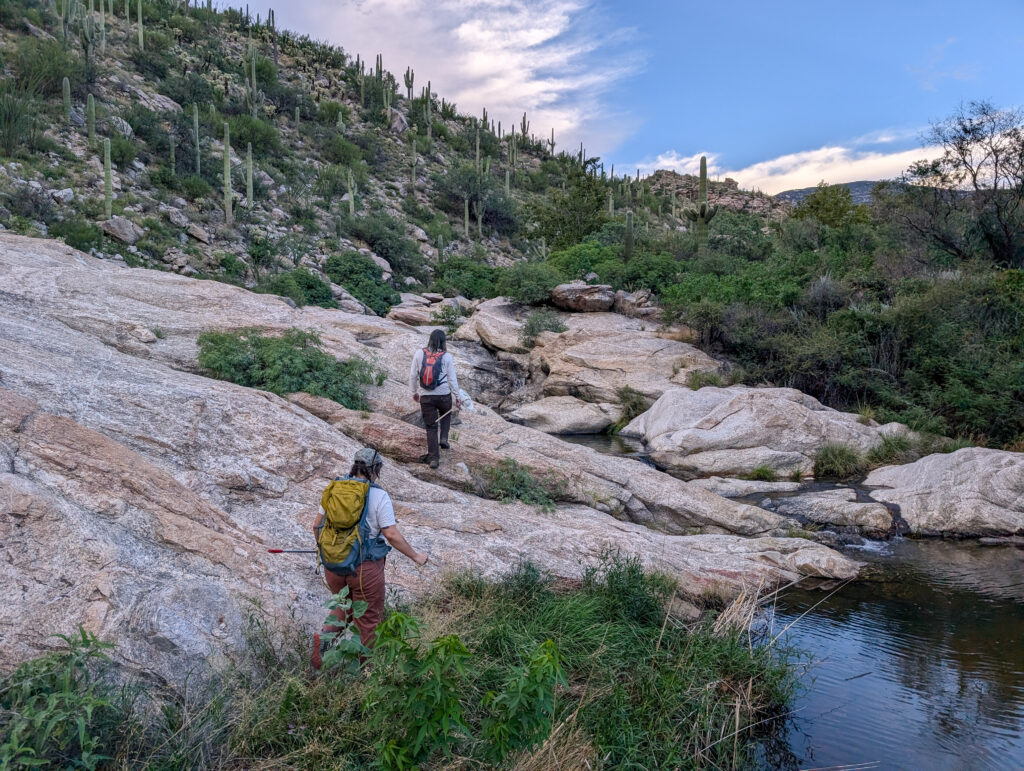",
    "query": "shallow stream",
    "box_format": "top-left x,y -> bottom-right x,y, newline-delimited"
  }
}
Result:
560,433 -> 1024,770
